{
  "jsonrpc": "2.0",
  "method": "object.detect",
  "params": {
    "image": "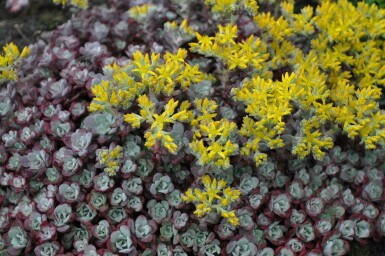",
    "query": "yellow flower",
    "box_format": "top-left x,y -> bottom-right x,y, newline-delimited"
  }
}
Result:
91,81 -> 109,103
128,4 -> 156,20
124,95 -> 193,154
194,33 -> 214,52
98,145 -> 124,176
182,175 -> 240,225
0,43 -> 30,82
53,0 -> 88,8
216,24 -> 238,45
